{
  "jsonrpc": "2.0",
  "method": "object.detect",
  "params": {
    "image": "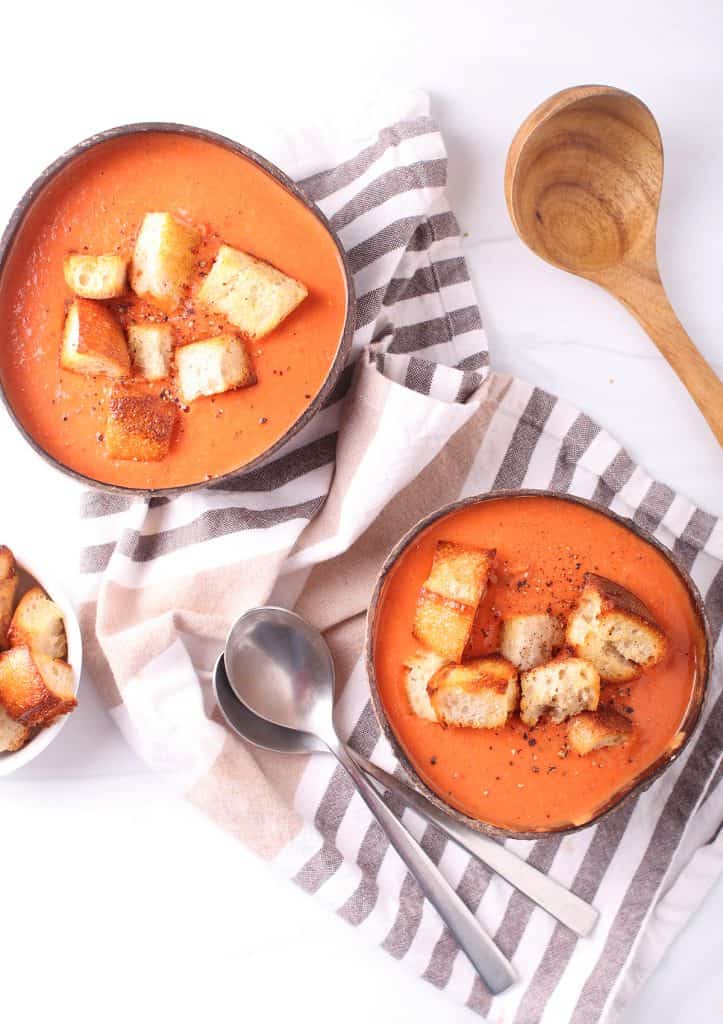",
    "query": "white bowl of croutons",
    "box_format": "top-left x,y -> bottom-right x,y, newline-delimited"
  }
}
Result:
0,544 -> 82,775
